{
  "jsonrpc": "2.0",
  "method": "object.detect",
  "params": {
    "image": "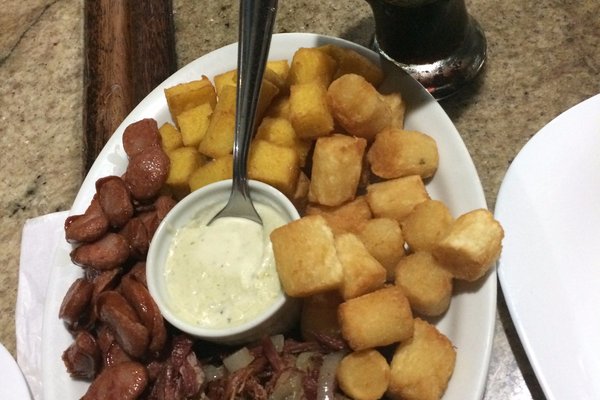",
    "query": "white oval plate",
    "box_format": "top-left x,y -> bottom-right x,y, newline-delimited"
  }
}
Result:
496,93 -> 600,400
42,32 -> 494,399
0,343 -> 32,399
